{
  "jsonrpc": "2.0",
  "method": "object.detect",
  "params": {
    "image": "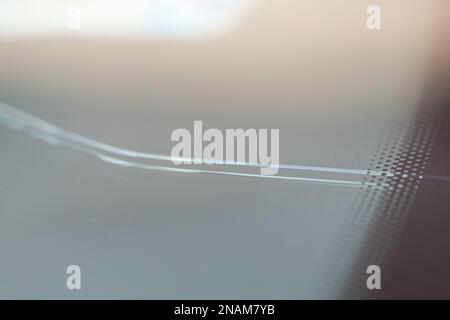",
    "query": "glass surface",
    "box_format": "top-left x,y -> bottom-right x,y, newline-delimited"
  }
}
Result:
0,0 -> 445,298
